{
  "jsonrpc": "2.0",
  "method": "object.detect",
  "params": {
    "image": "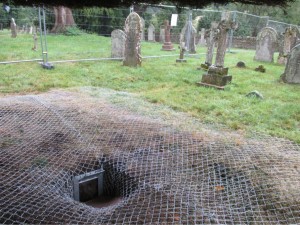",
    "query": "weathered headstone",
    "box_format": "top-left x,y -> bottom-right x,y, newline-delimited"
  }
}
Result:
200,22 -> 218,70
161,20 -> 175,51
111,29 -> 126,58
198,12 -> 237,89
10,18 -> 17,38
123,12 -> 142,67
281,43 -> 300,84
254,27 -> 278,62
180,21 -> 197,53
277,27 -> 300,65
26,25 -> 33,34
176,42 -> 187,63
0,23 -> 3,31
147,24 -> 155,42
140,17 -> 145,41
198,28 -> 206,46
159,26 -> 165,43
